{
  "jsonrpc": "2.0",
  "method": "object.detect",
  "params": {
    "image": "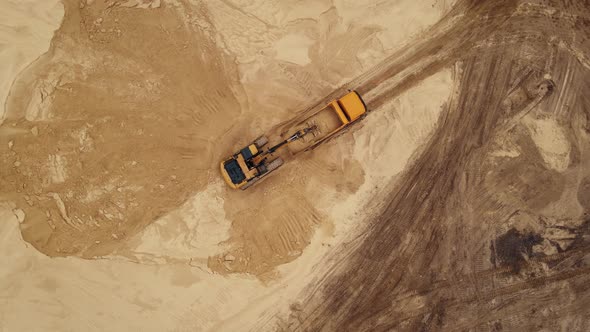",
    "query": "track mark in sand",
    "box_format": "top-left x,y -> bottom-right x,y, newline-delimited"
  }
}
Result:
272,0 -> 518,139
208,188 -> 324,279
296,154 -> 365,195
209,125 -> 364,278
0,1 -> 243,258
217,0 -> 277,30
280,0 -> 590,330
388,251 -> 590,331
